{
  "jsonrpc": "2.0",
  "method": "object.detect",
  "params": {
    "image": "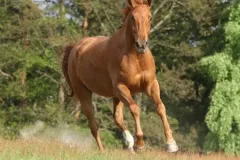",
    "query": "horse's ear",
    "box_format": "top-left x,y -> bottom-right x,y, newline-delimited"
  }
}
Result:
147,0 -> 152,7
127,0 -> 138,8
